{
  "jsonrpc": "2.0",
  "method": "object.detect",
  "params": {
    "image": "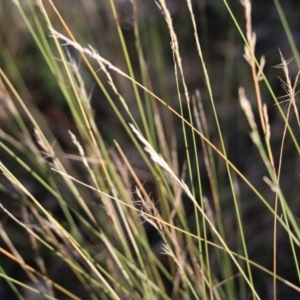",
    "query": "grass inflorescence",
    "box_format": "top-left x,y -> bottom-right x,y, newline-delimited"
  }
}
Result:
0,0 -> 299,299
